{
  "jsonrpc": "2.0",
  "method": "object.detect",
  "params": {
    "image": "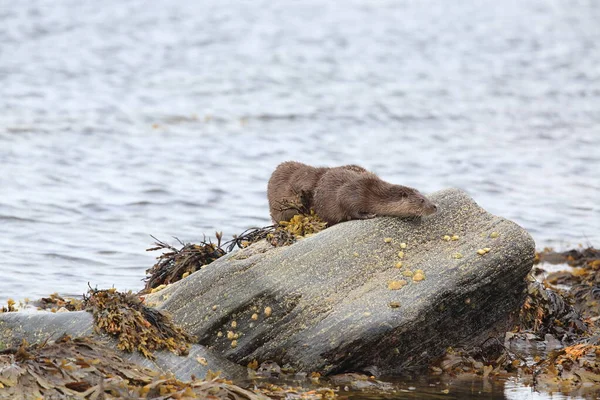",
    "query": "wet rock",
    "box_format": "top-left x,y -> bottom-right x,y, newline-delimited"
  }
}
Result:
0,311 -> 247,380
147,188 -> 535,375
